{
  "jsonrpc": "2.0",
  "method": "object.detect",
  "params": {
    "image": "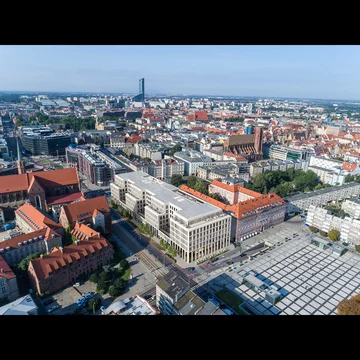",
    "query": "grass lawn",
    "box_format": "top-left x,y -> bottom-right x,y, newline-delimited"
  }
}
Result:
122,268 -> 131,281
215,289 -> 246,315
